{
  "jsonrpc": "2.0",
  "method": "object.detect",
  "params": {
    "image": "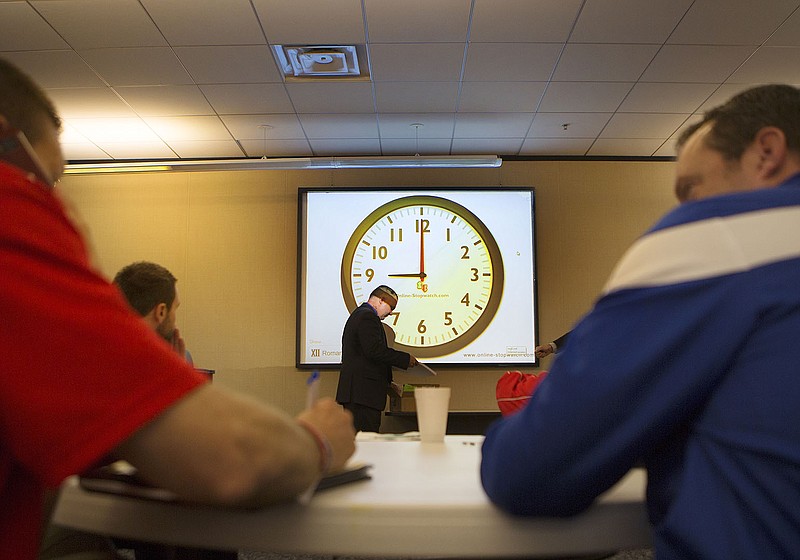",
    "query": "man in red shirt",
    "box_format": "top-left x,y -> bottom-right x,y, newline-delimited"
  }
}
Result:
0,57 -> 355,560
